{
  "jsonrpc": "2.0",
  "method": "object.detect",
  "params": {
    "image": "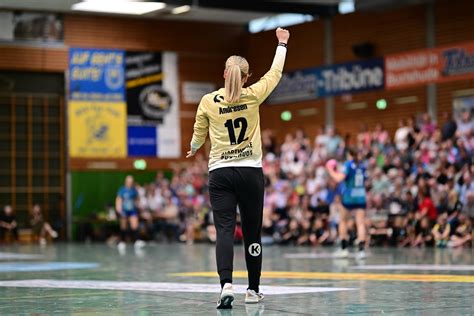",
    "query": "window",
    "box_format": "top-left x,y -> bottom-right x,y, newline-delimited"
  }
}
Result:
0,93 -> 65,228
